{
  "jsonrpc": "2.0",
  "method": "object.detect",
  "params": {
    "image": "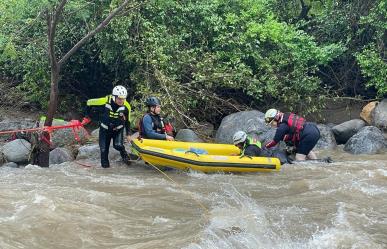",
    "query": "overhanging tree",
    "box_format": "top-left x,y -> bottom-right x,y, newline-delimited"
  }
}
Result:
39,0 -> 134,167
